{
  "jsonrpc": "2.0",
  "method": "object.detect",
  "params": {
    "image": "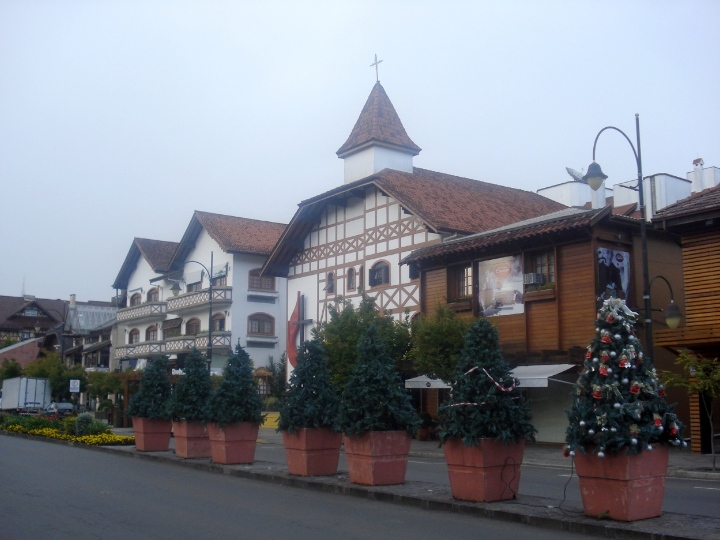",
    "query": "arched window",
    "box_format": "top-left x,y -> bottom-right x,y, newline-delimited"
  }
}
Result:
369,261 -> 390,287
326,272 -> 335,294
347,268 -> 356,291
145,325 -> 158,341
130,293 -> 142,306
249,269 -> 275,291
212,313 -> 226,332
147,288 -> 159,302
186,318 -> 201,336
128,329 -> 140,344
248,313 -> 274,336
358,265 -> 364,291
